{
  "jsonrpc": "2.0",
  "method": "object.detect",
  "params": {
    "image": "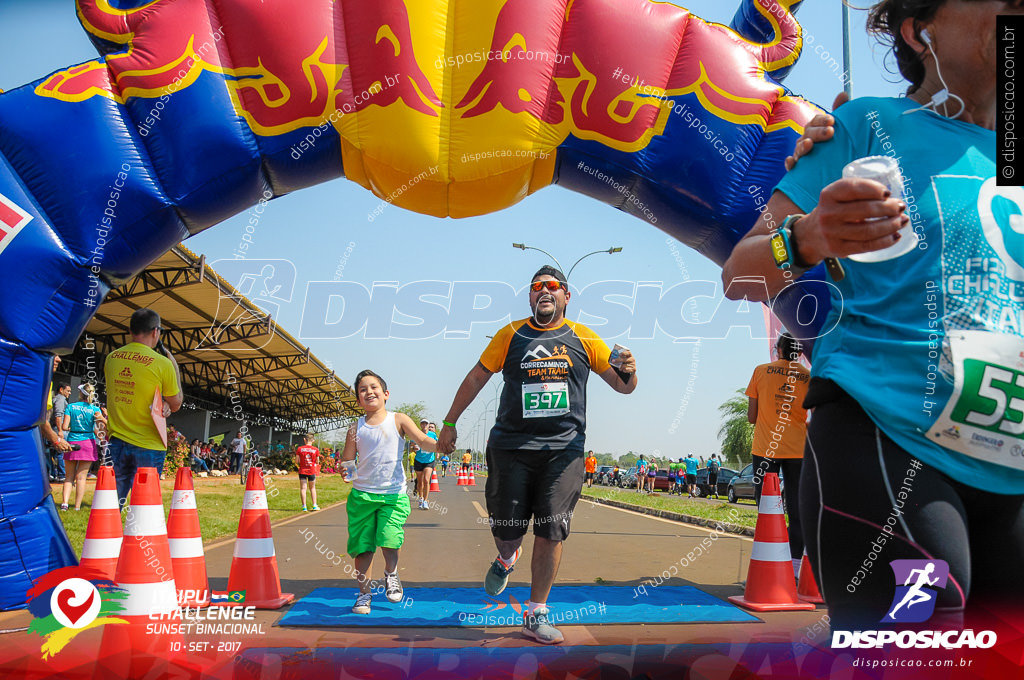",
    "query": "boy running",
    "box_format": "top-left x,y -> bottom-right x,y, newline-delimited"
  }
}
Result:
340,370 -> 438,614
295,433 -> 320,511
